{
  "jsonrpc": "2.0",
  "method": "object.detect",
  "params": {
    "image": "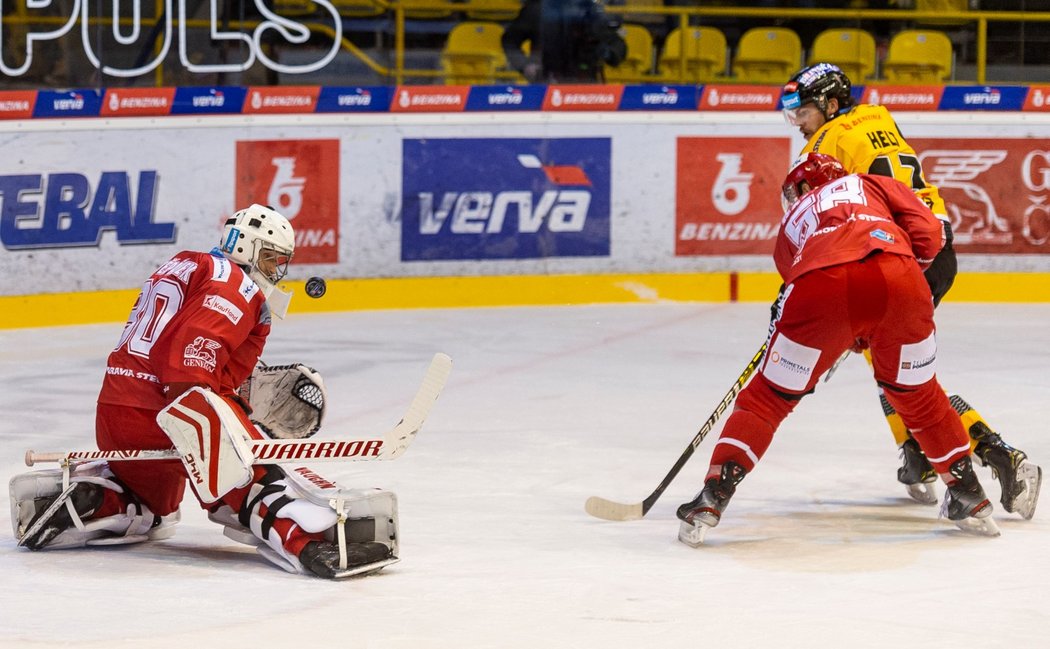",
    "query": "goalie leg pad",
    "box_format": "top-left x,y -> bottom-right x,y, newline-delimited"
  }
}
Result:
10,462 -> 180,550
158,387 -> 255,504
208,465 -> 399,578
